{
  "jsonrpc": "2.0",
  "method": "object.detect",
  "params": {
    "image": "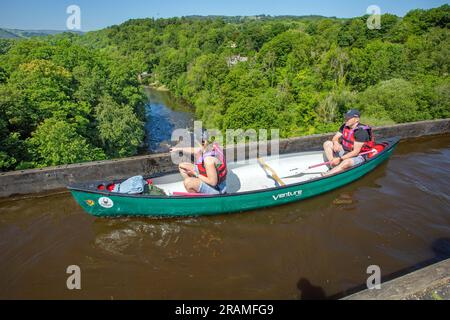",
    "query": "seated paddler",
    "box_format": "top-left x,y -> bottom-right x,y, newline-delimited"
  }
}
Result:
322,109 -> 375,176
170,130 -> 228,195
